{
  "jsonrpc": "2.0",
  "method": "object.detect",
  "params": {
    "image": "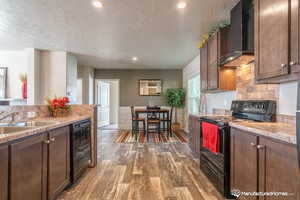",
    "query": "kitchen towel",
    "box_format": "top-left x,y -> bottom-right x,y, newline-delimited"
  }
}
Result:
202,121 -> 220,153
